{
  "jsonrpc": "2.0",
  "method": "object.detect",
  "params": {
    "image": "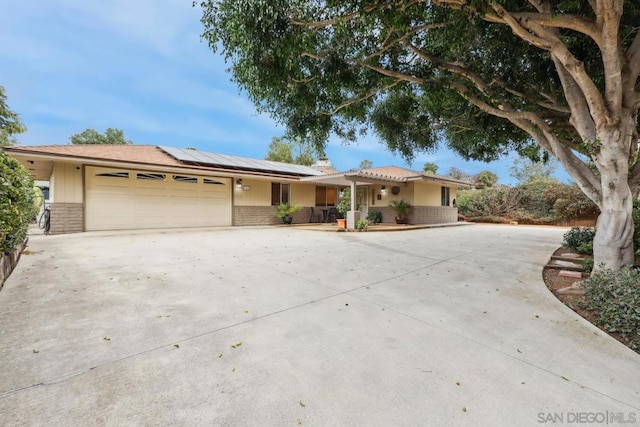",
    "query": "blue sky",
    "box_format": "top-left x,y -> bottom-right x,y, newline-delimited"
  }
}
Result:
0,0 -> 570,184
